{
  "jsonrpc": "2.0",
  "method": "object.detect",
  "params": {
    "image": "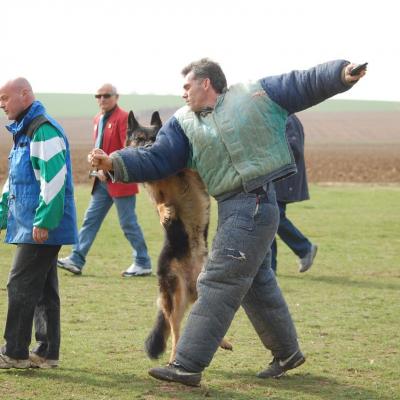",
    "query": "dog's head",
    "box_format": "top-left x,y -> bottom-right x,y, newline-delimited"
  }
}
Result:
126,111 -> 162,148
